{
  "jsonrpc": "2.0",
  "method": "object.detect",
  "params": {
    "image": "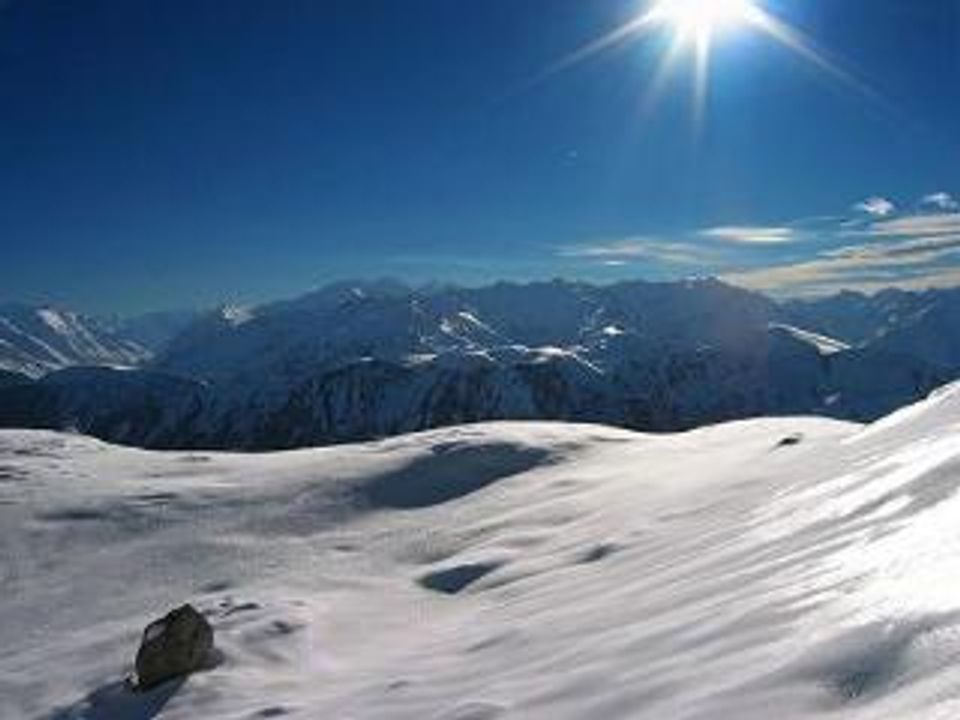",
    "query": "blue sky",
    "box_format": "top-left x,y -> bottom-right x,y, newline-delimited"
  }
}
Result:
1,0 -> 959,313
